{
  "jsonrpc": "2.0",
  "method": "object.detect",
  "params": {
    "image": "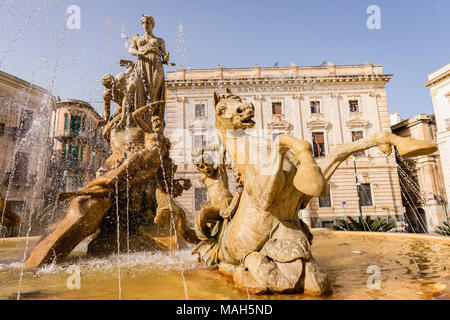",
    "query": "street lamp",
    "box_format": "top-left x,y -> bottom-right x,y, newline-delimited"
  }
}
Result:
353,155 -> 363,219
